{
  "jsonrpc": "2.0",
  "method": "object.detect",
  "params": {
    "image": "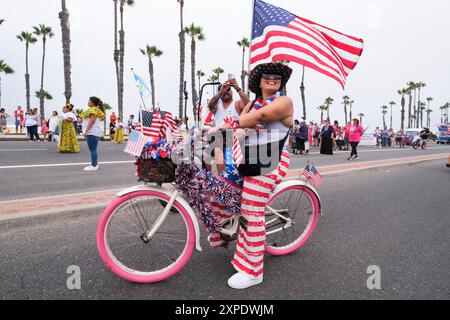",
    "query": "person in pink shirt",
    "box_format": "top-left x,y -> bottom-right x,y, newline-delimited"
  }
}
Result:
348,118 -> 365,161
